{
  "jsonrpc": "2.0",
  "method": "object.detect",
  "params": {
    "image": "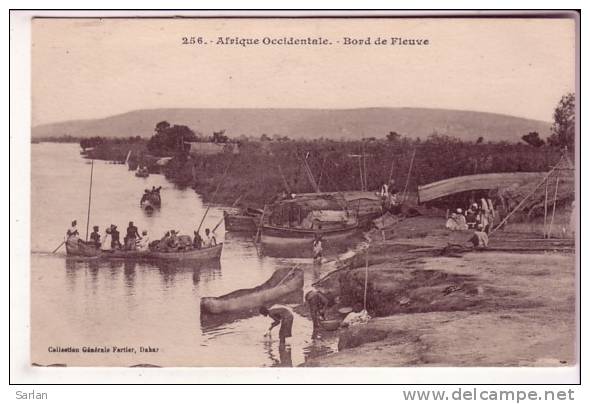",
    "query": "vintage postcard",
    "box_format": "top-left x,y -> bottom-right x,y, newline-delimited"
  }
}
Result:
14,11 -> 580,381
